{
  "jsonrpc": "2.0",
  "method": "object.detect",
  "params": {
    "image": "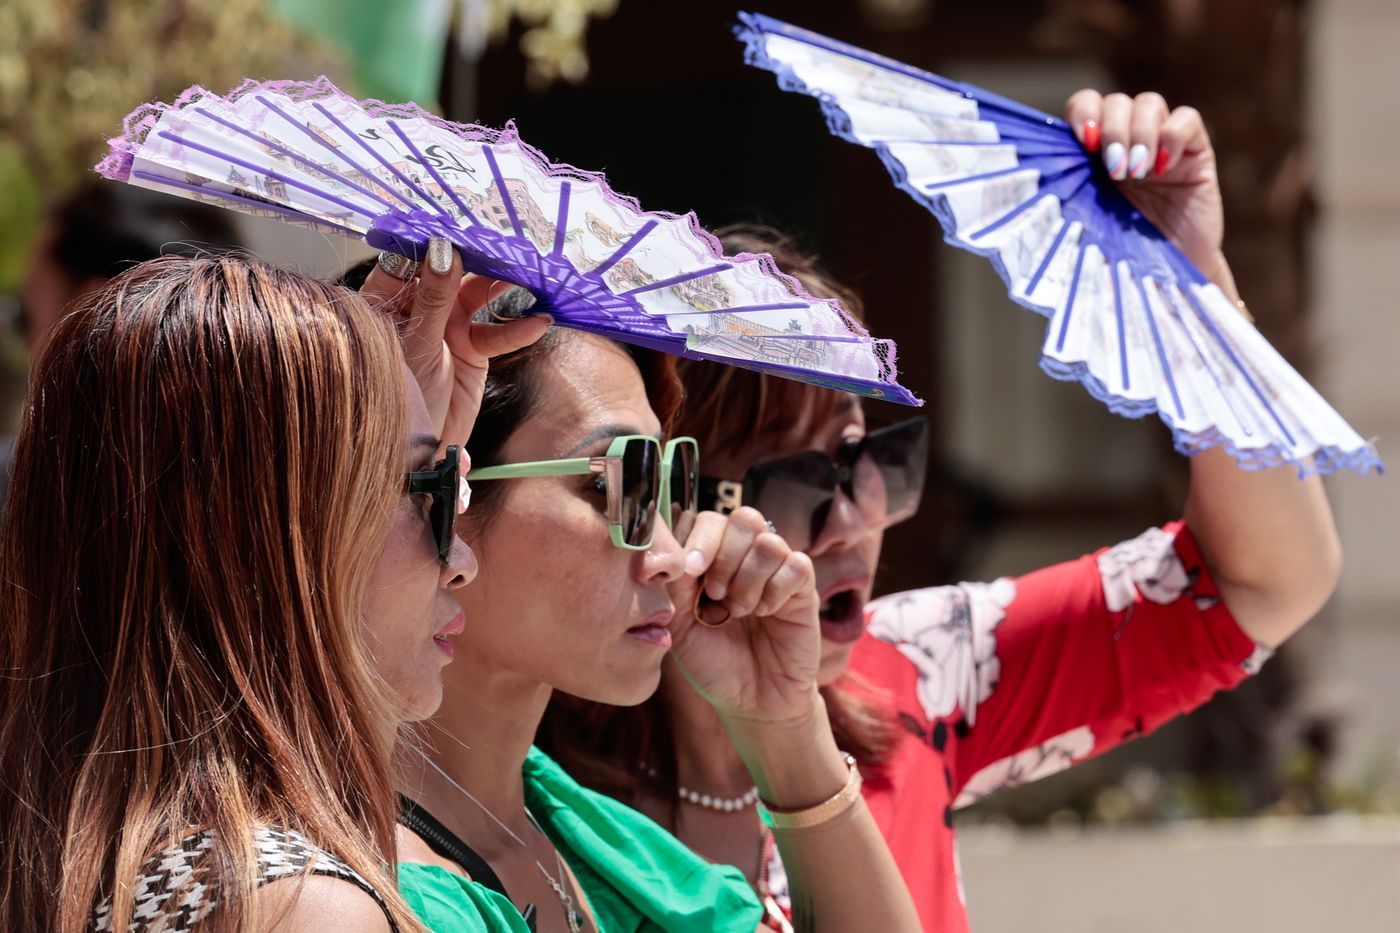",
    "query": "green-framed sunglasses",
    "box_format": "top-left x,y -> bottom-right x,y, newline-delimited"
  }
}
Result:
471,436 -> 699,550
